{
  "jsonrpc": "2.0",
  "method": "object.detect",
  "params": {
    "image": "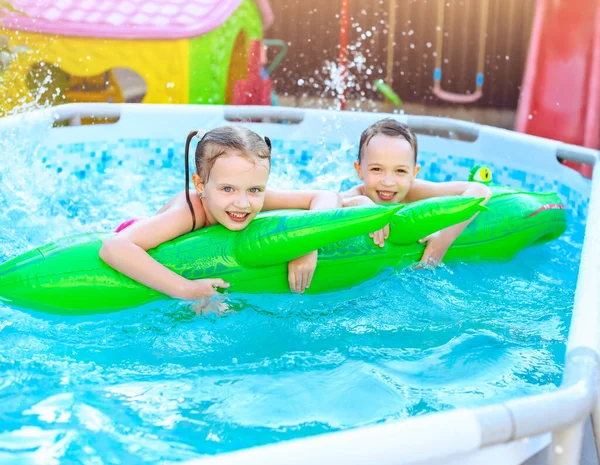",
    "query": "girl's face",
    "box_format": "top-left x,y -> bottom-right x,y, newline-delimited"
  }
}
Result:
354,134 -> 420,204
194,152 -> 270,231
